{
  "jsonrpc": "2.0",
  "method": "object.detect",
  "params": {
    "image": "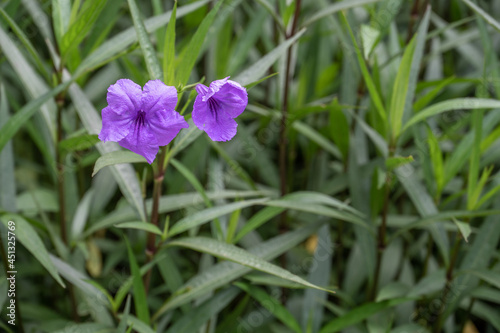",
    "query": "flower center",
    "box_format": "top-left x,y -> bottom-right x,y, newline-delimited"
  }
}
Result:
207,97 -> 221,121
135,110 -> 147,127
